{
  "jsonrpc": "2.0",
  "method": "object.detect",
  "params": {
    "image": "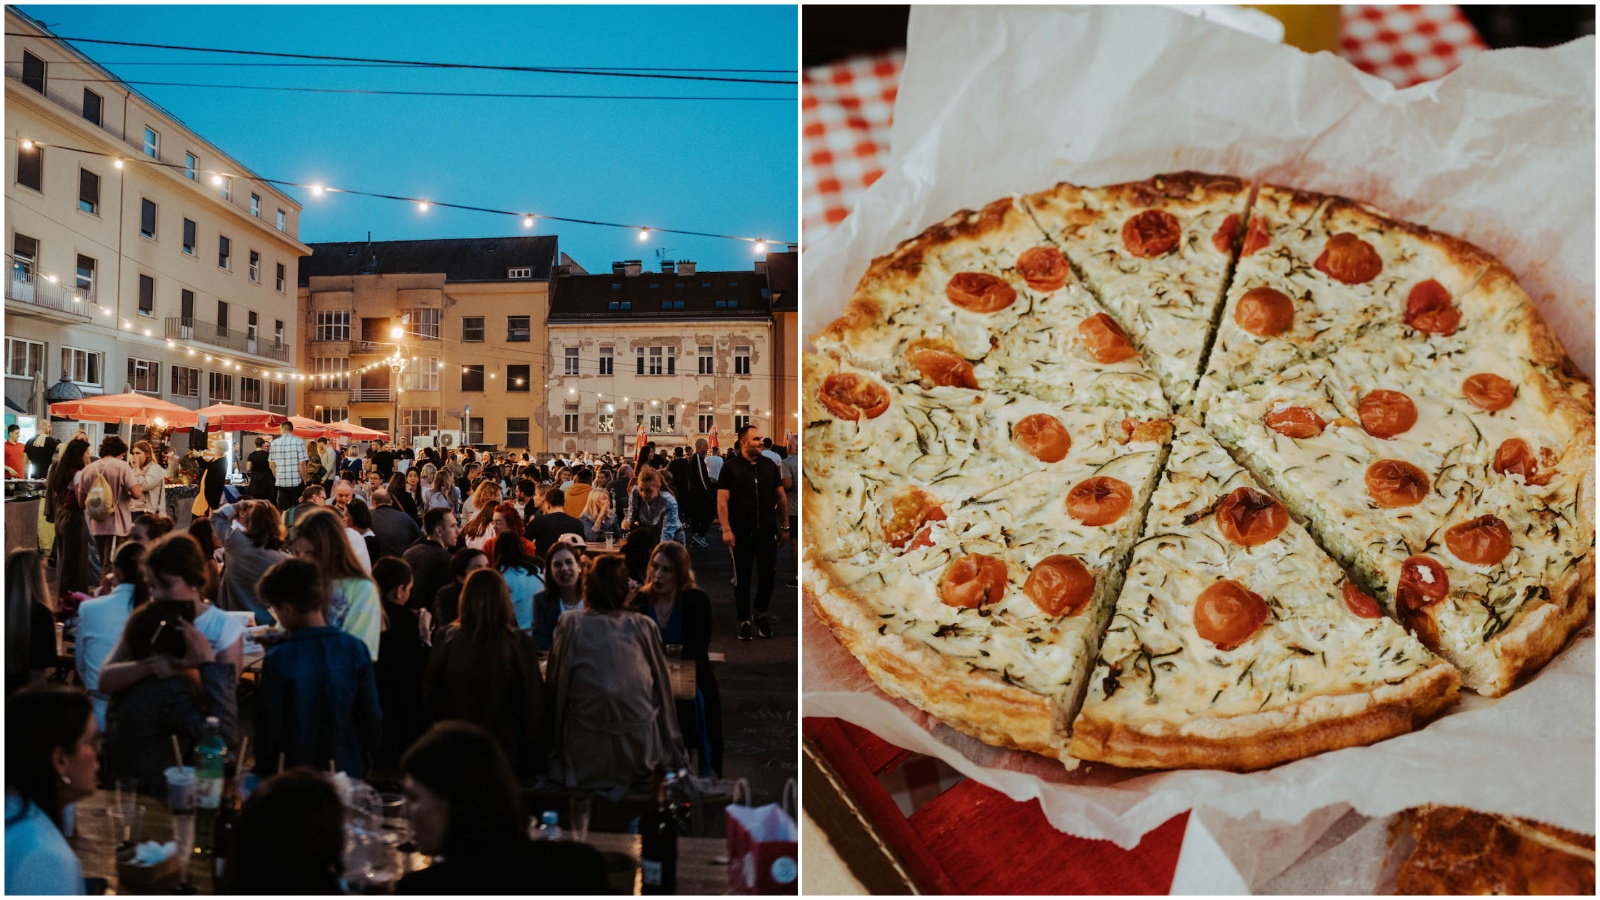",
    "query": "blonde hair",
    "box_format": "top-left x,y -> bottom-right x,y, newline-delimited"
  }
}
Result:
581,487 -> 611,522
461,481 -> 504,540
